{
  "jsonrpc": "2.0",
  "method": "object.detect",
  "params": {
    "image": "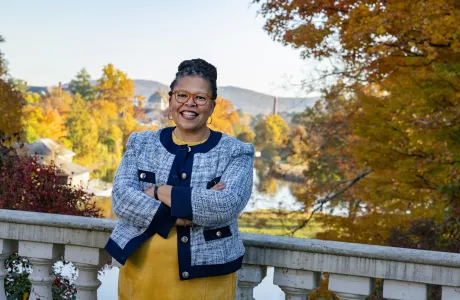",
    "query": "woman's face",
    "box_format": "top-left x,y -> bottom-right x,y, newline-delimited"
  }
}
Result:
169,76 -> 215,132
